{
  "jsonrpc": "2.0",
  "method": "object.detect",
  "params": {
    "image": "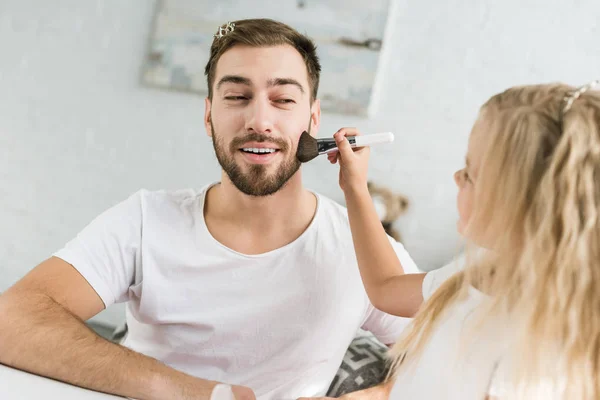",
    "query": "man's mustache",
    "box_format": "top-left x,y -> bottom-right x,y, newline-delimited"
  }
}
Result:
230,133 -> 290,152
